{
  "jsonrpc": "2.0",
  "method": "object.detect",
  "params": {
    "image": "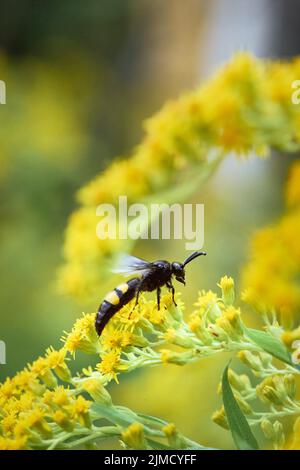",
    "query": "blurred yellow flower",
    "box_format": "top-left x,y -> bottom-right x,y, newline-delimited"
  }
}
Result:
0,53 -> 92,177
286,160 -> 300,207
288,417 -> 300,450
242,160 -> 300,324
